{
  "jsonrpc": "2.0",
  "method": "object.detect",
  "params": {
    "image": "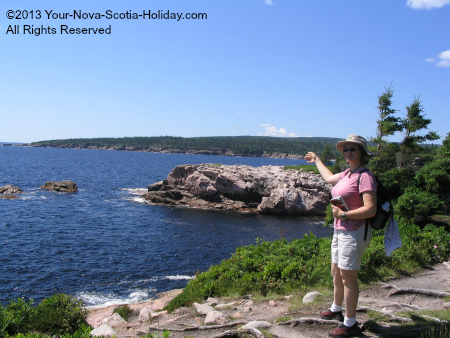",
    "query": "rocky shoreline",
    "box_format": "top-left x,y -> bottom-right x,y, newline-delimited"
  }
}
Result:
141,164 -> 331,216
16,143 -> 304,159
86,261 -> 450,338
